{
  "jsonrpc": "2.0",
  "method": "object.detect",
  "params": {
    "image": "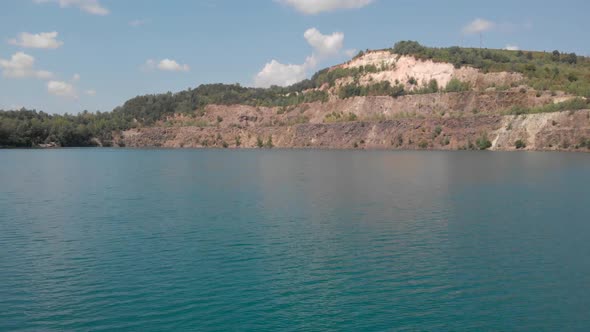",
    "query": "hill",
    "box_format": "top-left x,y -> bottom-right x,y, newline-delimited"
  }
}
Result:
1,41 -> 590,151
